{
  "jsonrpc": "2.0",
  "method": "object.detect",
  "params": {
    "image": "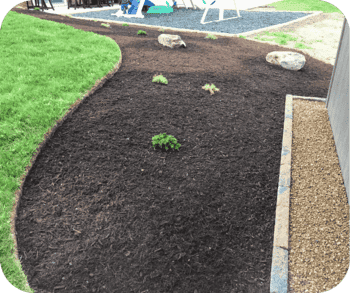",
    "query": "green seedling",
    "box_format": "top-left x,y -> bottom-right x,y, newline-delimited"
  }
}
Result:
122,23 -> 129,26
152,133 -> 181,151
205,34 -> 217,40
152,74 -> 168,85
93,20 -> 98,22
238,35 -> 246,39
66,14 -> 73,18
202,83 -> 219,95
101,23 -> 110,28
137,30 -> 147,35
34,7 -> 40,11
